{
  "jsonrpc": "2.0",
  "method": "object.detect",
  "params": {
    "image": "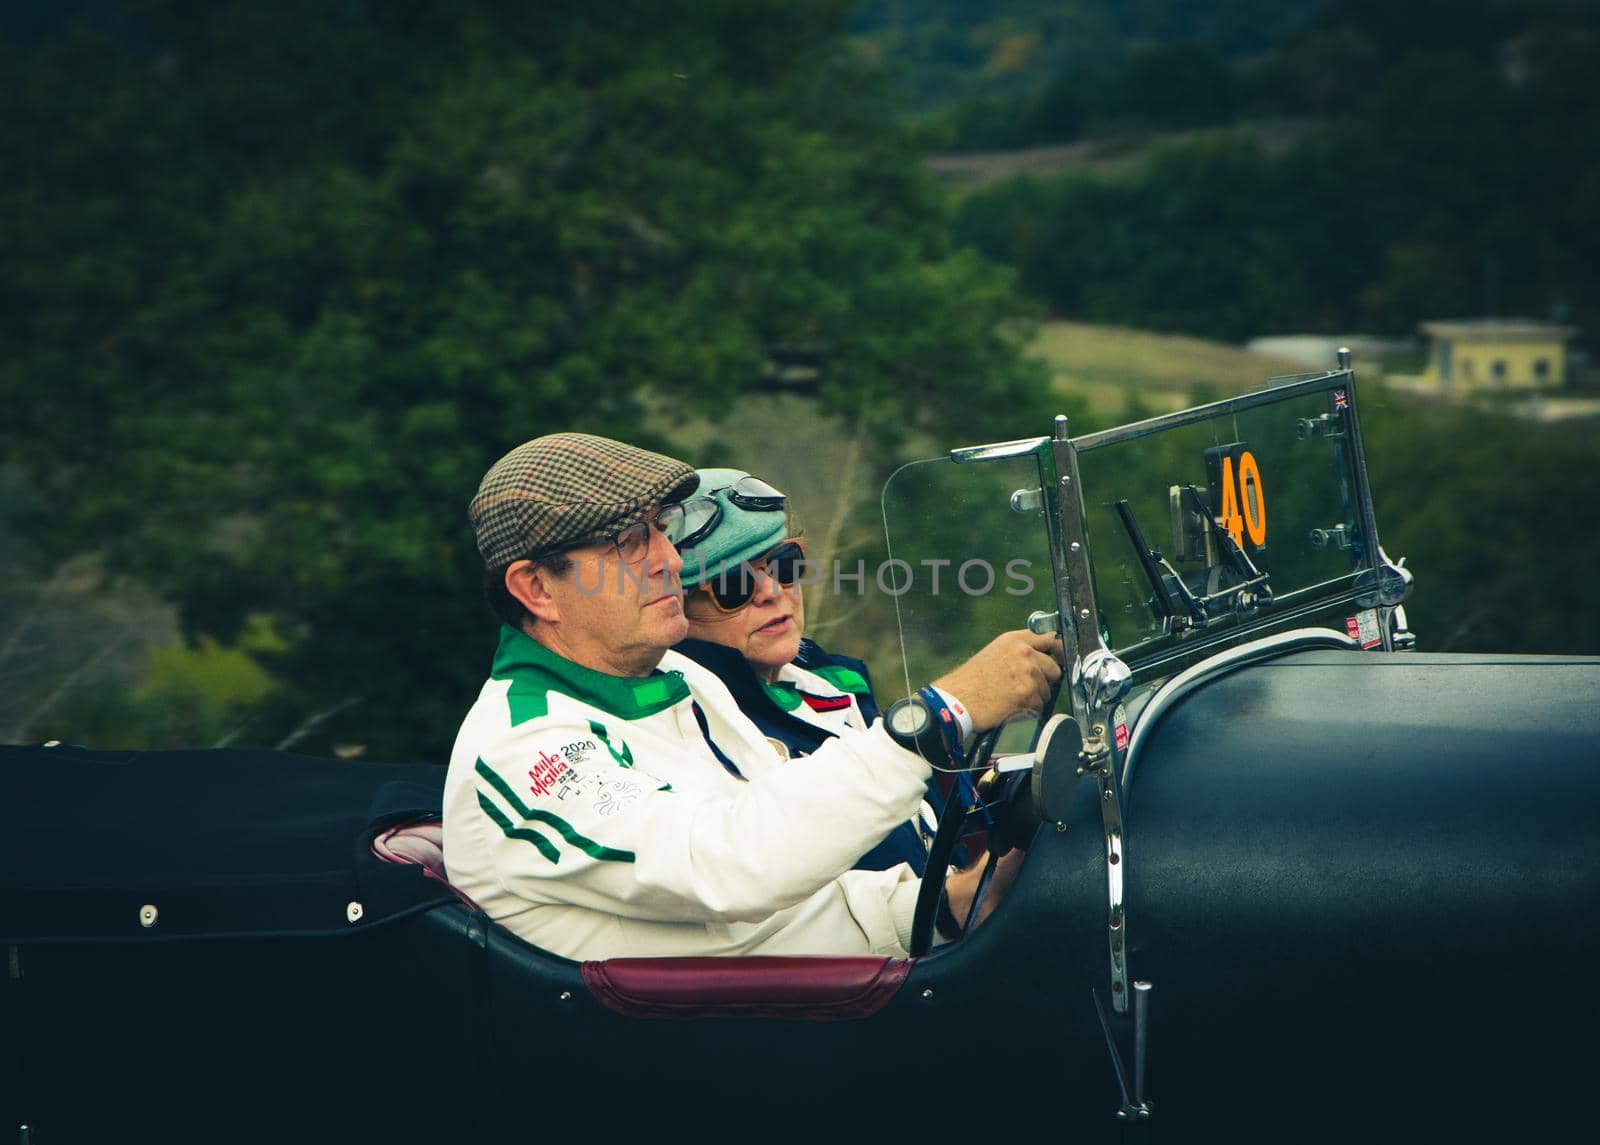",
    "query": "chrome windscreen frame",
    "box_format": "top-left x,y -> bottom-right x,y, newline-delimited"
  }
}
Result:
1067,362 -> 1412,680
